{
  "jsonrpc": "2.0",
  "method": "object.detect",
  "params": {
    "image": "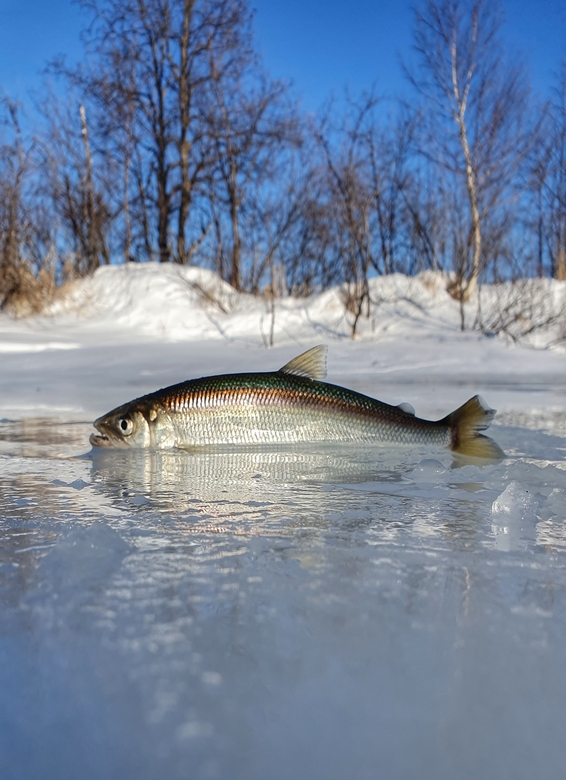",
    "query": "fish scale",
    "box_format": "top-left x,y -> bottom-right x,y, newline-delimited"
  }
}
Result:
90,345 -> 503,458
127,373 -> 450,447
